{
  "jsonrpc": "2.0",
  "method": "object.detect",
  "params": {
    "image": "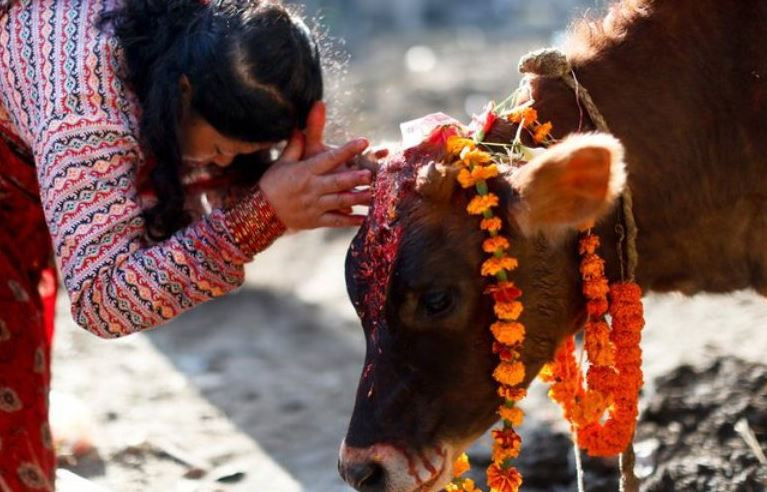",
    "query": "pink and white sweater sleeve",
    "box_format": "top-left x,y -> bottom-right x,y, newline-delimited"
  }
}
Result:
34,114 -> 285,337
0,0 -> 286,336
